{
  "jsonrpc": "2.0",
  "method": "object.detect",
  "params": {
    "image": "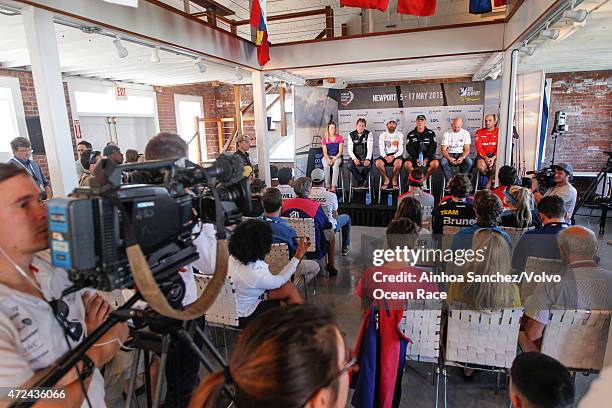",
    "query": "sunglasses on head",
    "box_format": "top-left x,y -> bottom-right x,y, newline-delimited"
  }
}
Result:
49,299 -> 84,342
